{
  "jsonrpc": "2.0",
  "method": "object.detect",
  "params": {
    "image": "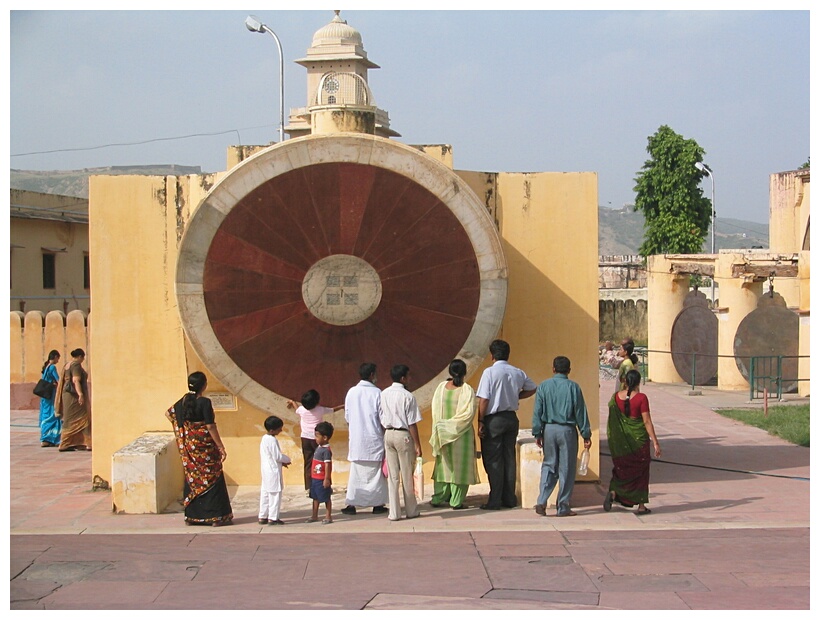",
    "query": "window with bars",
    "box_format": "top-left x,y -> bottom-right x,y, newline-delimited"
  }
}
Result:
84,254 -> 90,289
42,253 -> 56,289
